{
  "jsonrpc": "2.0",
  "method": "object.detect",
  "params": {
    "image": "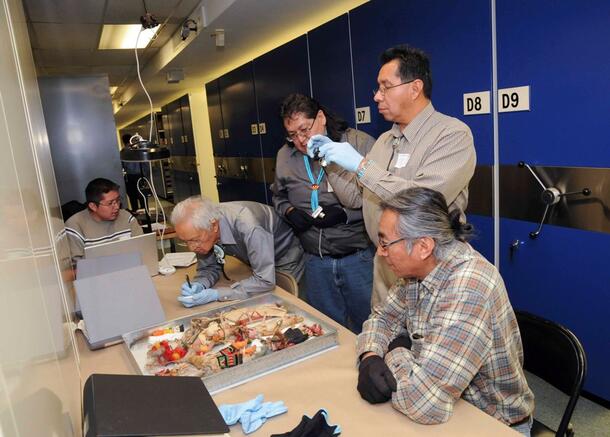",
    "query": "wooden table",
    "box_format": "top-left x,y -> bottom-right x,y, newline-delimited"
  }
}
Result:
77,258 -> 519,436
